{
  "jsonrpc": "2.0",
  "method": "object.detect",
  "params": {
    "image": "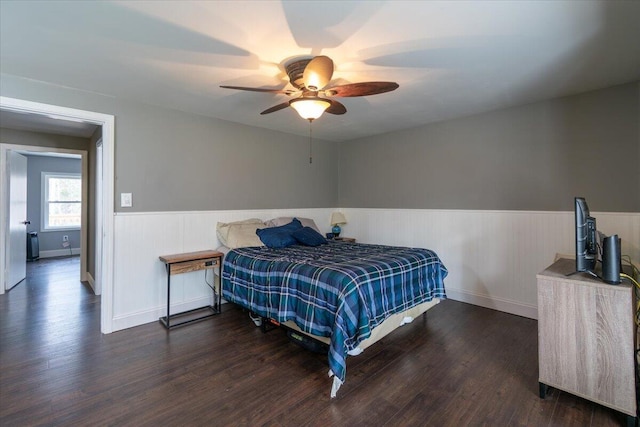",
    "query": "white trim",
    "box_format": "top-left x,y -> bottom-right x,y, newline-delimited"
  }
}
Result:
112,207 -> 335,217
340,206 -> 640,217
39,248 -> 81,258
80,149 -> 88,282
0,96 -> 115,334
94,140 -> 103,295
445,287 -> 539,320
86,271 -> 95,293
111,296 -> 214,331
